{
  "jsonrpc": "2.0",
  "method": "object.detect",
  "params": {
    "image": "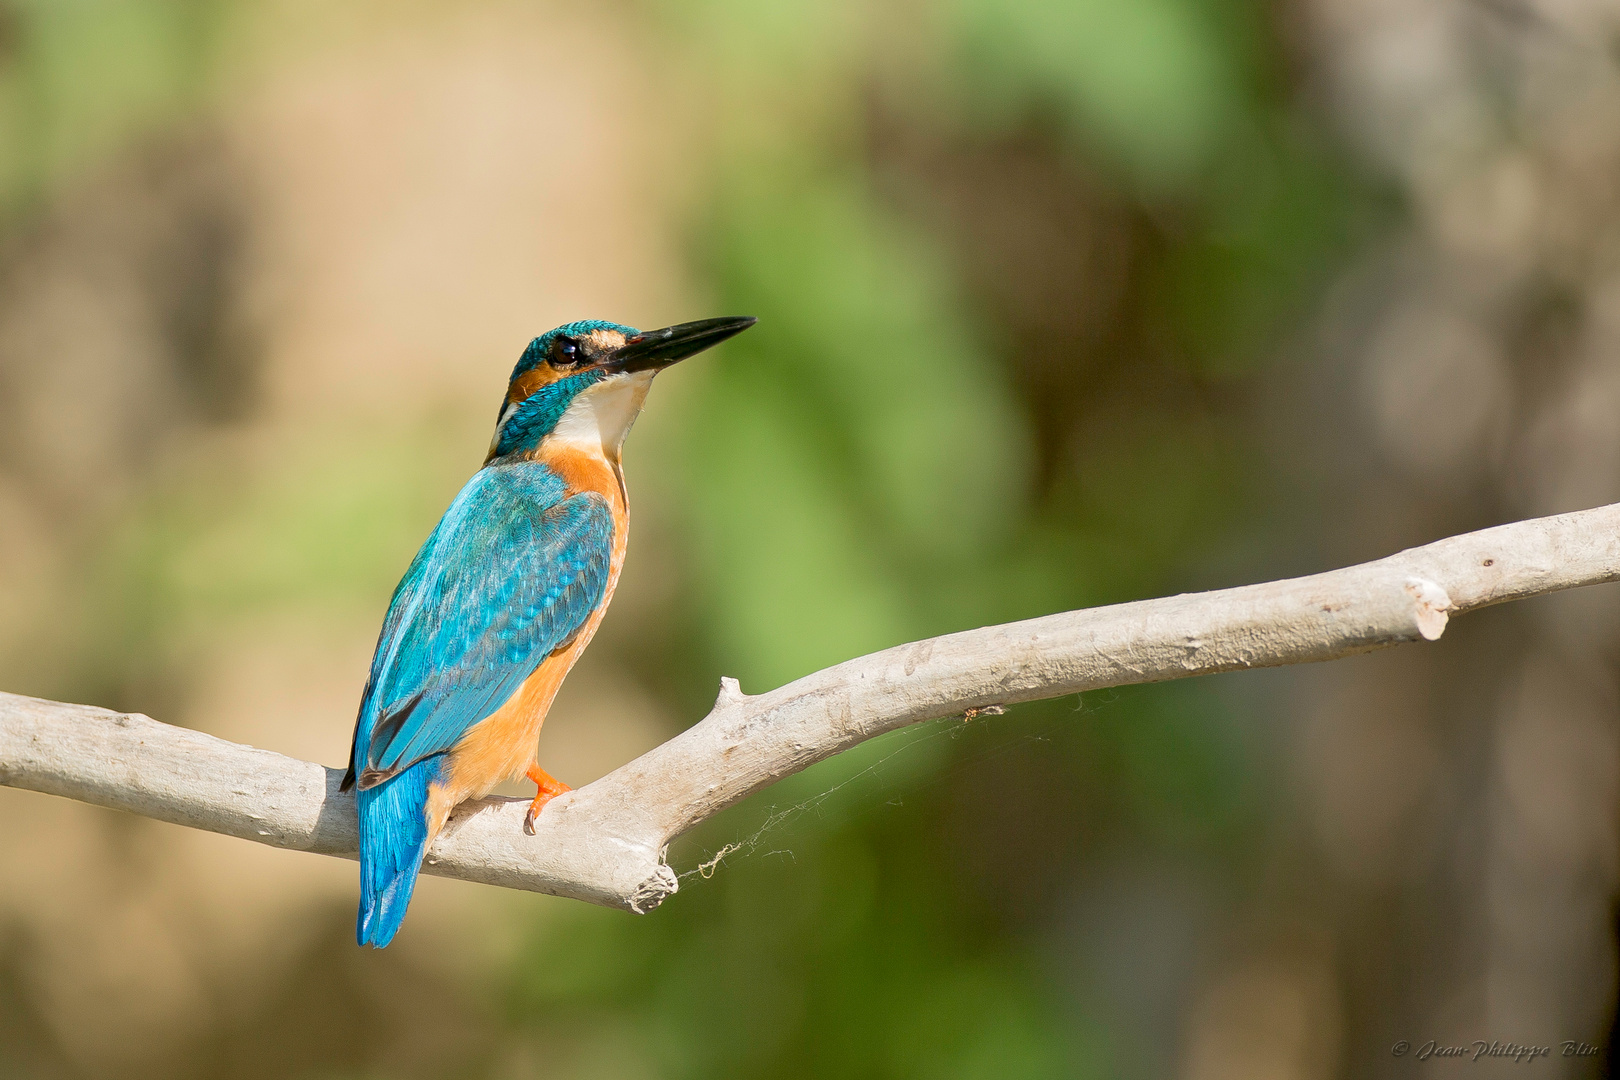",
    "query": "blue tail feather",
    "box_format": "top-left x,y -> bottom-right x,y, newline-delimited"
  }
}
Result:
356,756 -> 443,948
